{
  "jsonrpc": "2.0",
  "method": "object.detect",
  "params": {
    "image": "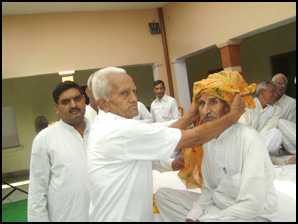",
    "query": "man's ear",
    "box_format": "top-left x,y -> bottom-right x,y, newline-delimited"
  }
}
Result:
85,87 -> 90,98
53,103 -> 59,115
97,98 -> 108,112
